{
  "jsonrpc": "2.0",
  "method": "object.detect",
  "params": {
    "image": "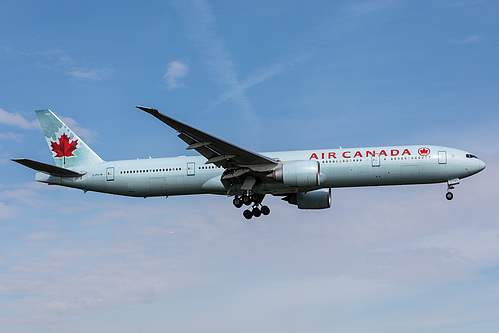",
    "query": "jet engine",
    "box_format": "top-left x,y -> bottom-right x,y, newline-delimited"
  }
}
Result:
270,160 -> 320,187
283,188 -> 332,209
